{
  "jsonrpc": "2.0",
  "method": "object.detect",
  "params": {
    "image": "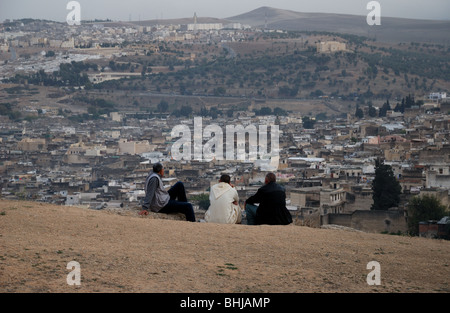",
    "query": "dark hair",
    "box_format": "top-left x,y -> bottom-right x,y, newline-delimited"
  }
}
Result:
153,163 -> 164,173
219,174 -> 231,184
265,173 -> 276,183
